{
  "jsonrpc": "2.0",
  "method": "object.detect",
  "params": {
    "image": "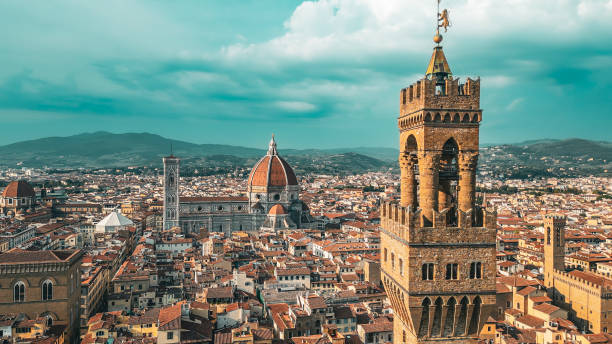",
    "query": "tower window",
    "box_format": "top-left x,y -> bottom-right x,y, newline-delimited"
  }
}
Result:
384,248 -> 388,262
445,263 -> 458,280
399,259 -> 404,276
391,253 -> 395,269
469,262 -> 482,279
422,263 -> 434,280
